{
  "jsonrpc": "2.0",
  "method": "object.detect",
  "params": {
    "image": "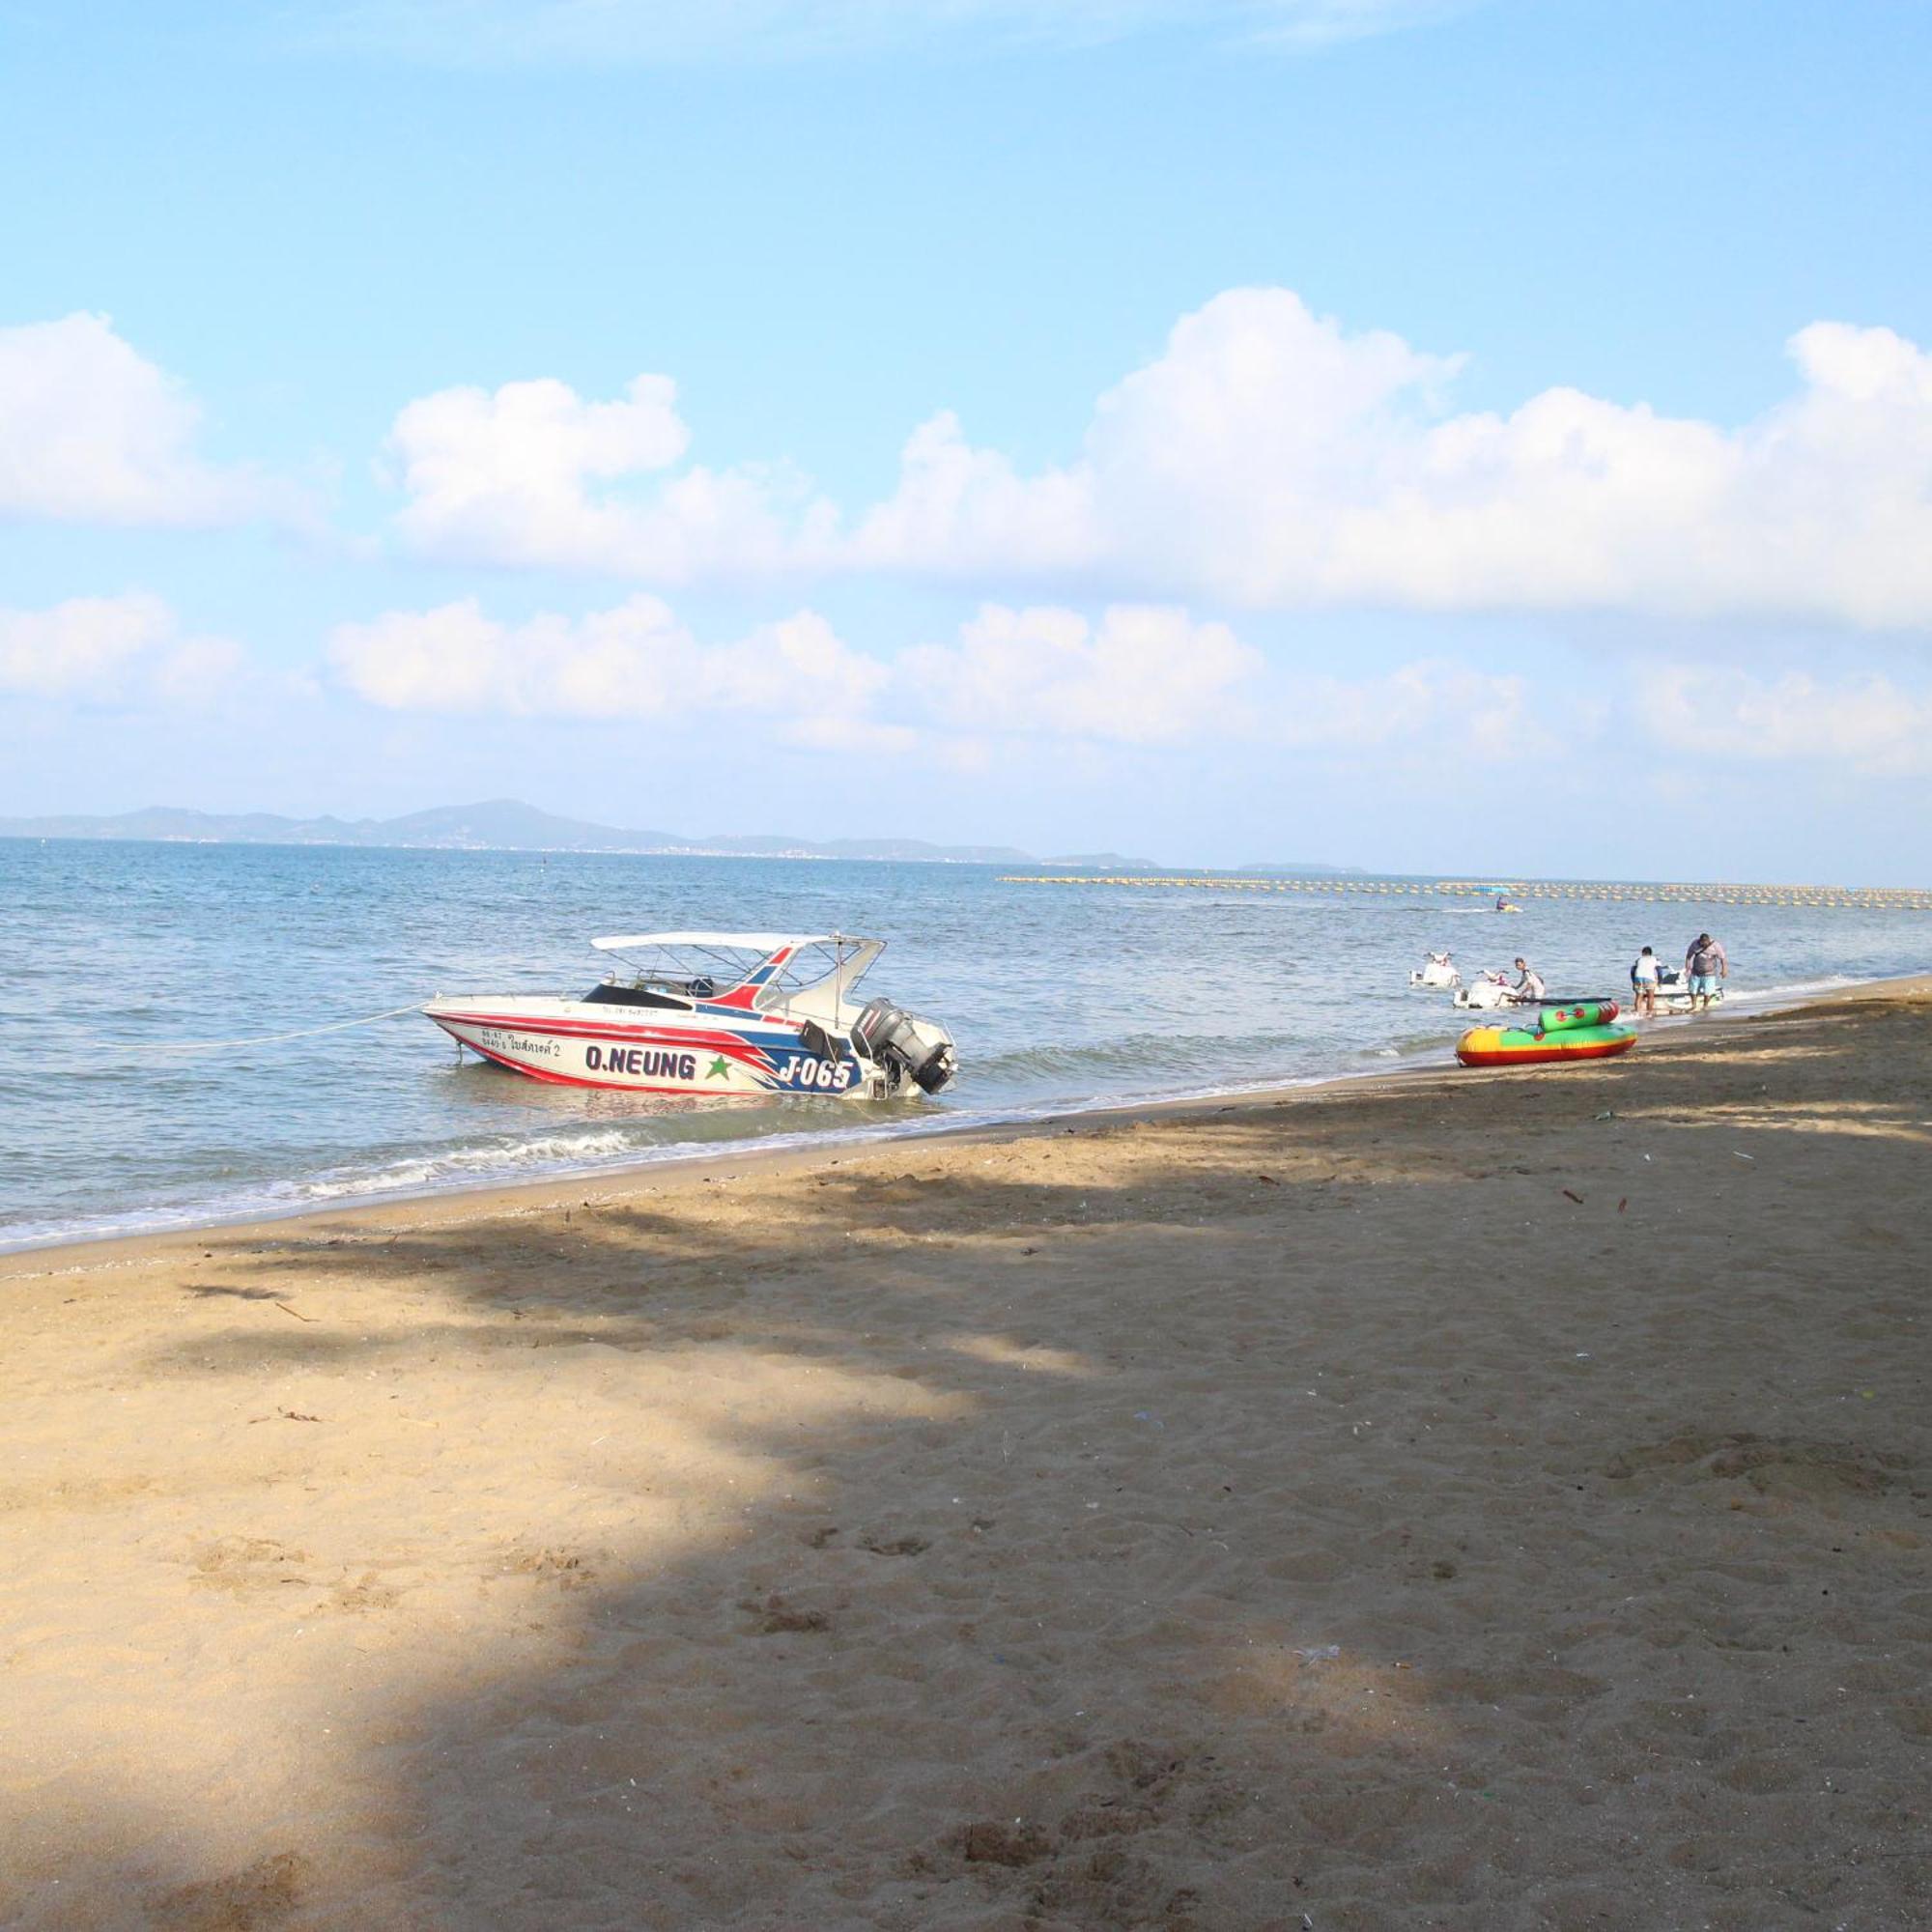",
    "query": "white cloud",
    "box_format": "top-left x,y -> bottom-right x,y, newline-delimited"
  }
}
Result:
848,413 -> 1101,582
855,289 -> 1466,598
867,292 -> 1932,627
386,374 -> 835,580
0,594 -> 243,704
327,588 -> 1594,767
304,1 -> 1468,64
1274,659 -> 1559,760
0,315 -> 276,528
330,594 -> 1255,749
386,374 -> 685,563
900,603 -> 1258,743
1637,666 -> 1932,775
380,290 -> 1932,632
327,594 -> 888,747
